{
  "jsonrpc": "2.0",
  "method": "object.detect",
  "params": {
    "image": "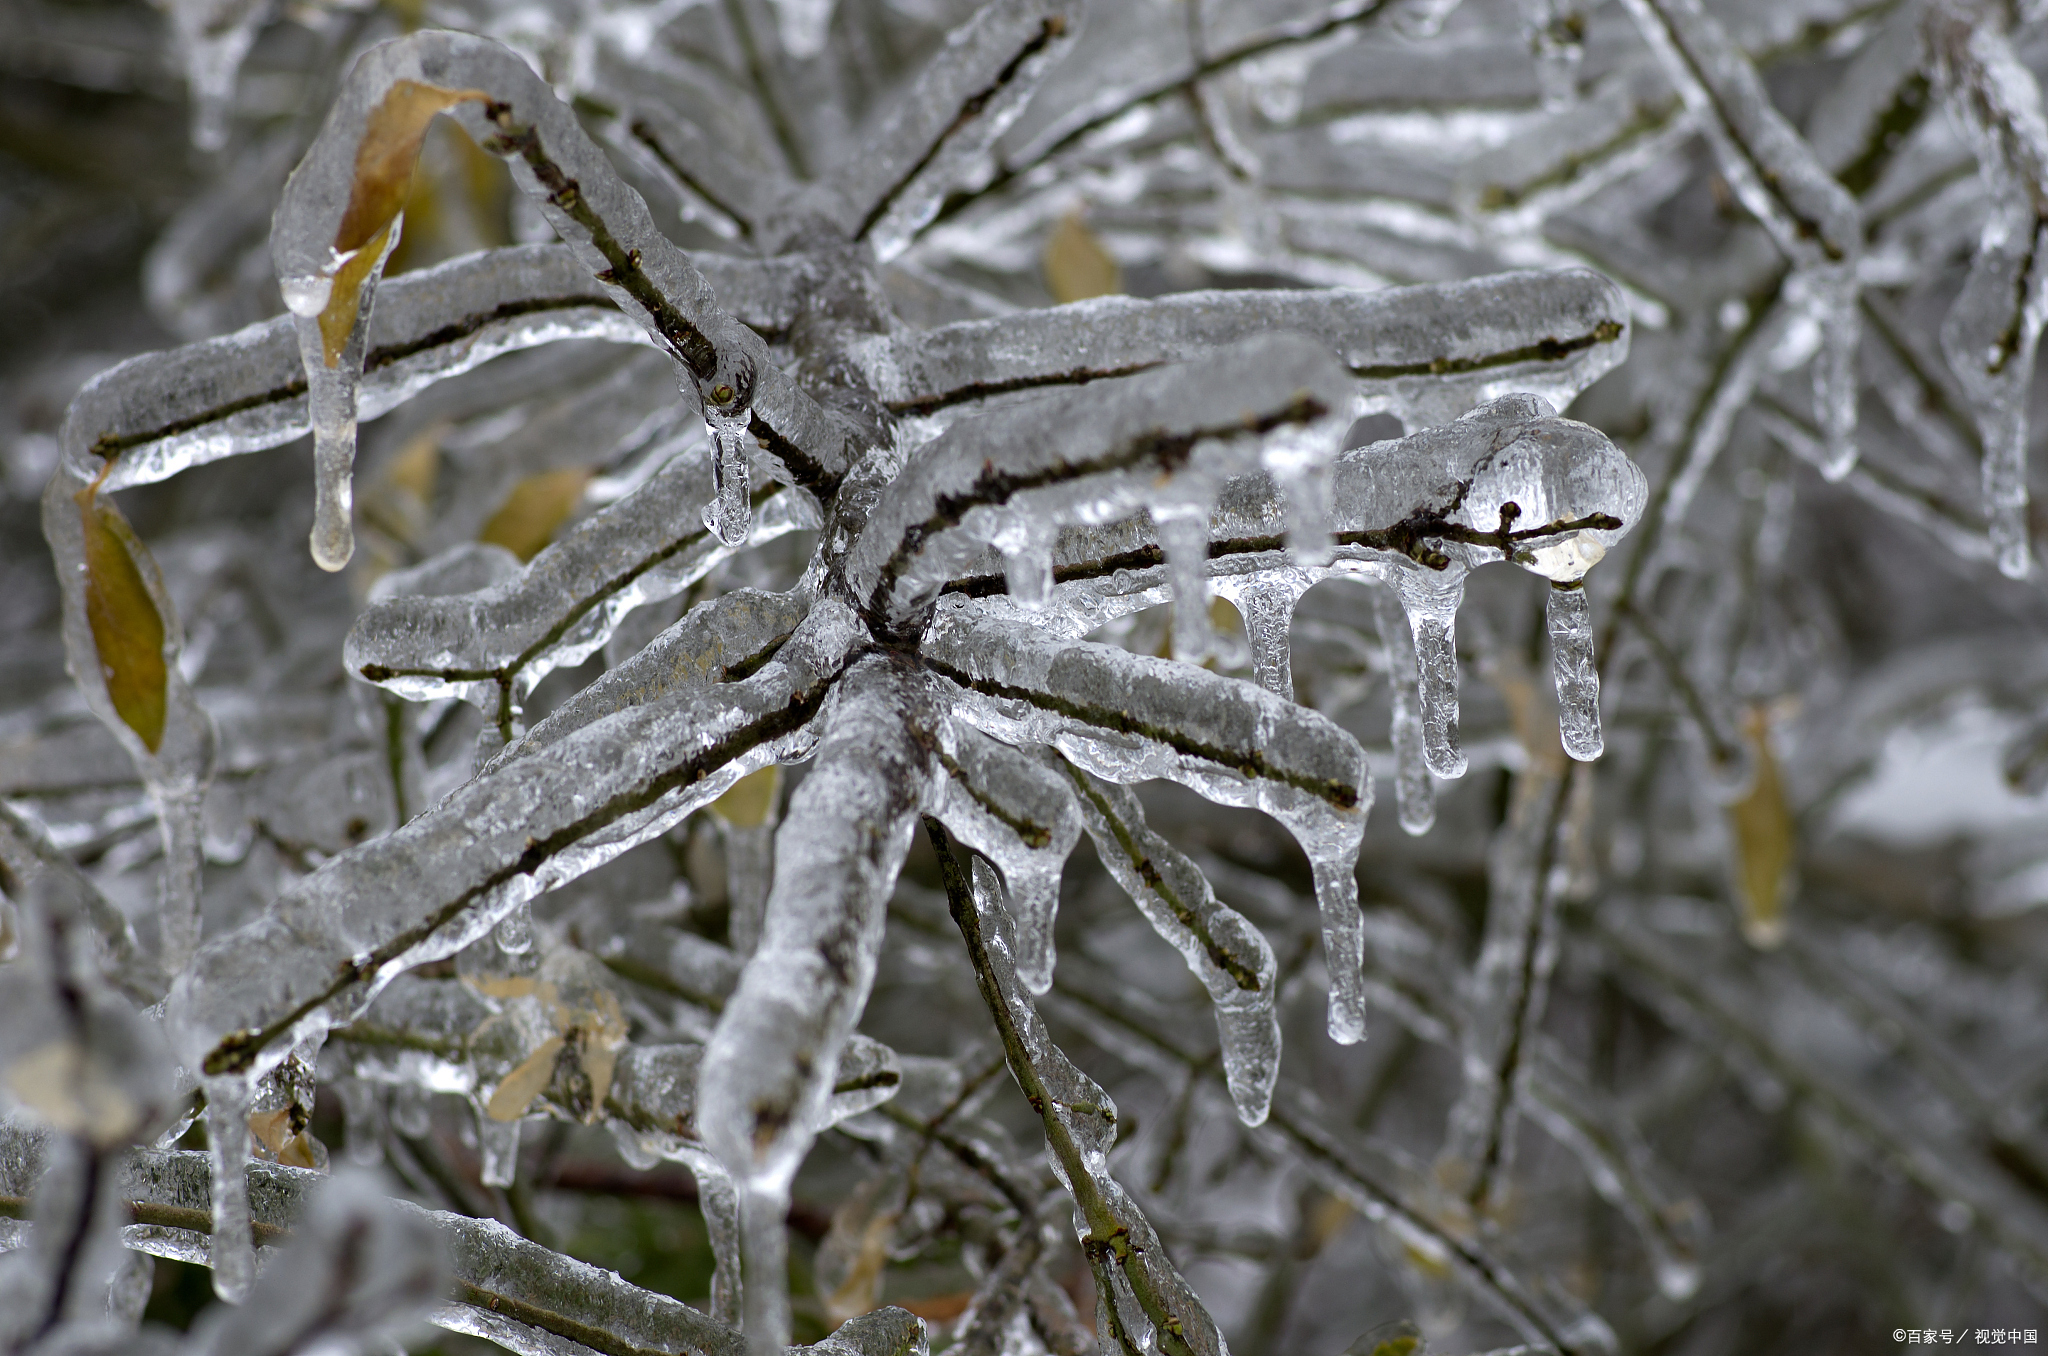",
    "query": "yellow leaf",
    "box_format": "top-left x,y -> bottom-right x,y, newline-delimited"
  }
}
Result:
249,1106 -> 294,1155
320,80 -> 489,365
278,1133 -> 321,1169
337,80 -> 489,255
76,486 -> 167,754
710,764 -> 782,828
317,219 -> 394,367
1043,211 -> 1121,303
486,1034 -> 564,1122
1727,706 -> 1794,949
478,467 -> 592,562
